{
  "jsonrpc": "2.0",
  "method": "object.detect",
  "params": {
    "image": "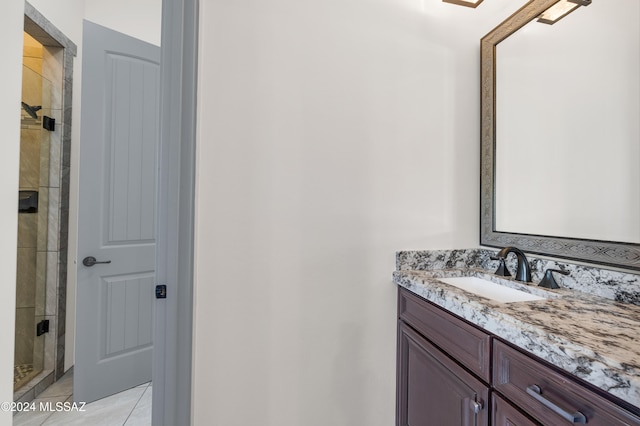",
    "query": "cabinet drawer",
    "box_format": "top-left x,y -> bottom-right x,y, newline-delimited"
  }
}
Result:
397,322 -> 489,426
398,288 -> 491,382
493,340 -> 640,426
492,393 -> 540,426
